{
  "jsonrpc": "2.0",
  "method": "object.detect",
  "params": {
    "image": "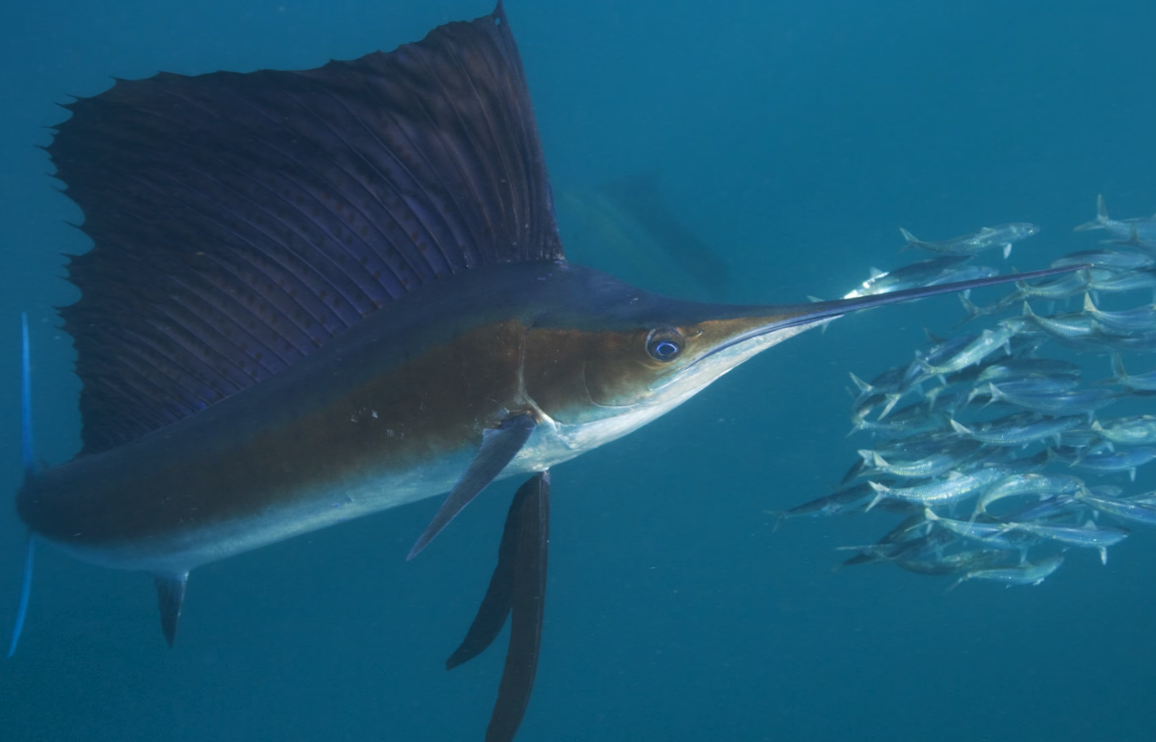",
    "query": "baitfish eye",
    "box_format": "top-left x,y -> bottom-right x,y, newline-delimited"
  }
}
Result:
646,328 -> 684,361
